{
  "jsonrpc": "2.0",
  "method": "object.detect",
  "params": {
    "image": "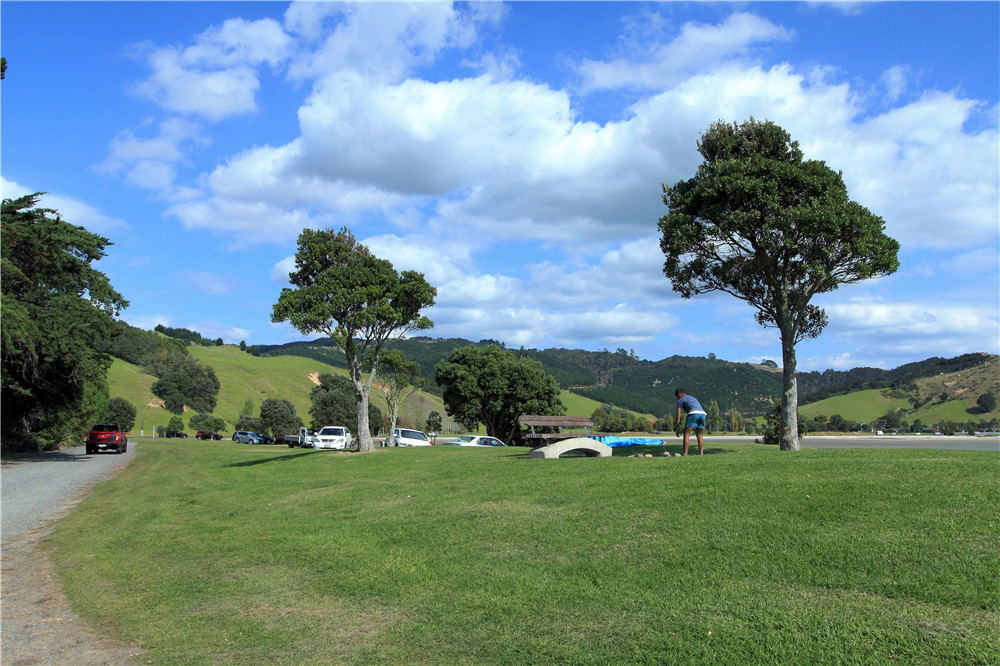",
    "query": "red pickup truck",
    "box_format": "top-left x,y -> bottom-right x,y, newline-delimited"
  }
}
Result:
86,424 -> 128,454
